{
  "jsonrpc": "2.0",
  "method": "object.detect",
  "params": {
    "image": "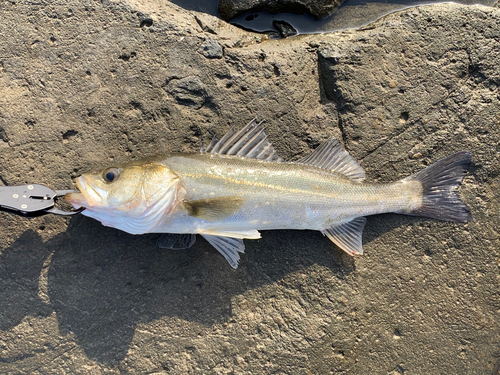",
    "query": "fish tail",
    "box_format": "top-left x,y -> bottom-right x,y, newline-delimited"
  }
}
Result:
404,151 -> 472,222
